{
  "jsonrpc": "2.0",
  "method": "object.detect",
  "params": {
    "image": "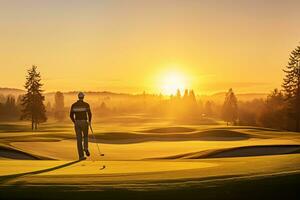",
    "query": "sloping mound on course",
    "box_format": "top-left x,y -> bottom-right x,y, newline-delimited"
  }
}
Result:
194,130 -> 250,141
89,129 -> 251,144
149,145 -> 300,159
4,129 -> 251,145
140,127 -> 196,133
